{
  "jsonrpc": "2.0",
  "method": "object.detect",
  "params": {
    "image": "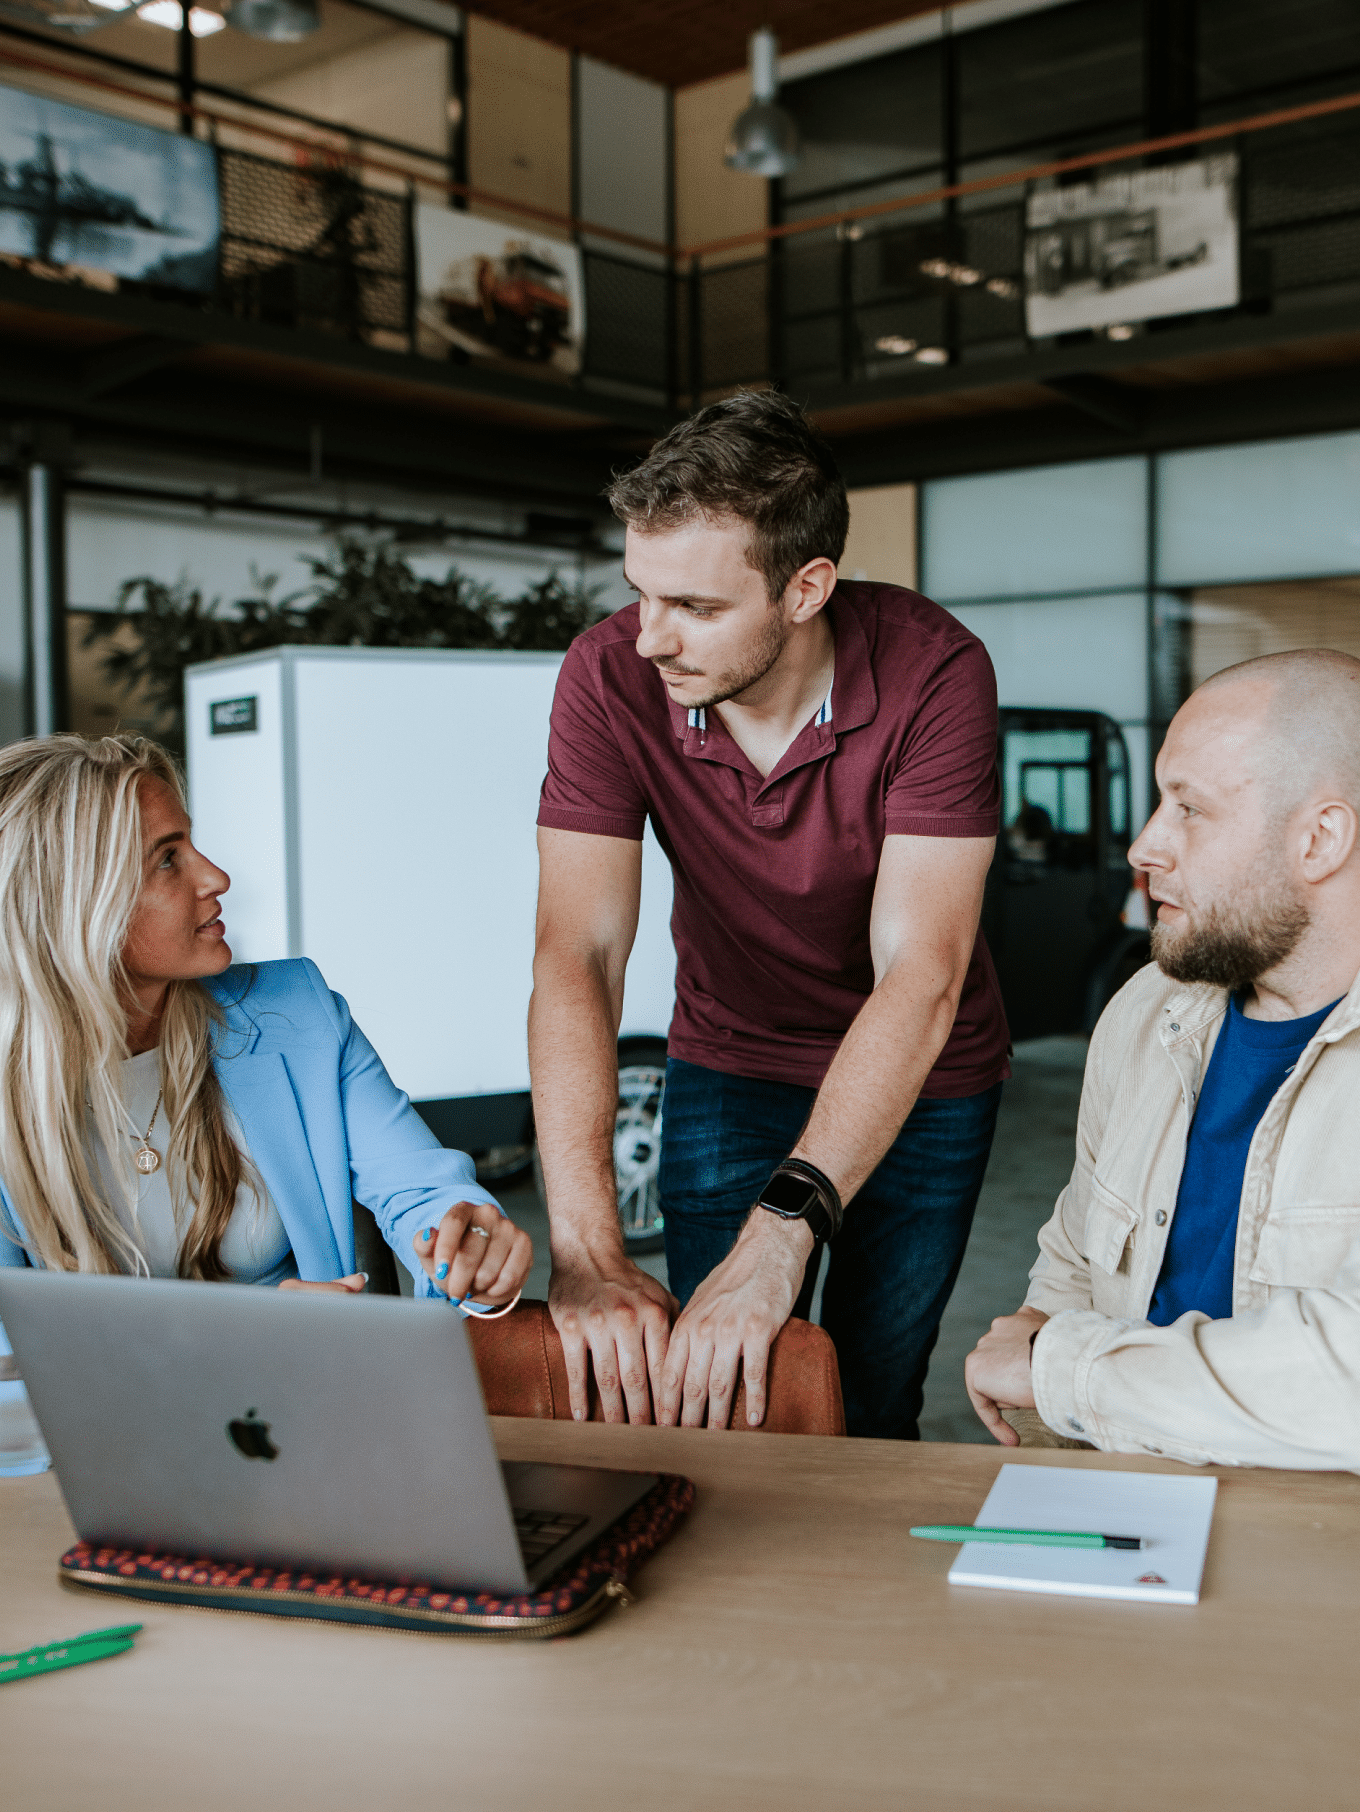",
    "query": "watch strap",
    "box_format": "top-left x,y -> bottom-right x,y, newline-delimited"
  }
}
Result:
758,1159 -> 844,1241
